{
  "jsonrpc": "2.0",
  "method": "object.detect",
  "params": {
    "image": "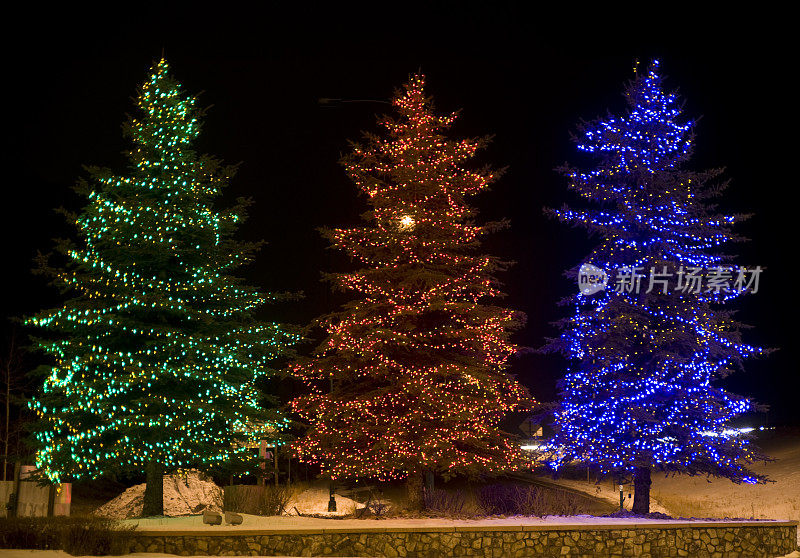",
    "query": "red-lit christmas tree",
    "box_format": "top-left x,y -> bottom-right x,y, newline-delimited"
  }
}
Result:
291,75 -> 534,506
